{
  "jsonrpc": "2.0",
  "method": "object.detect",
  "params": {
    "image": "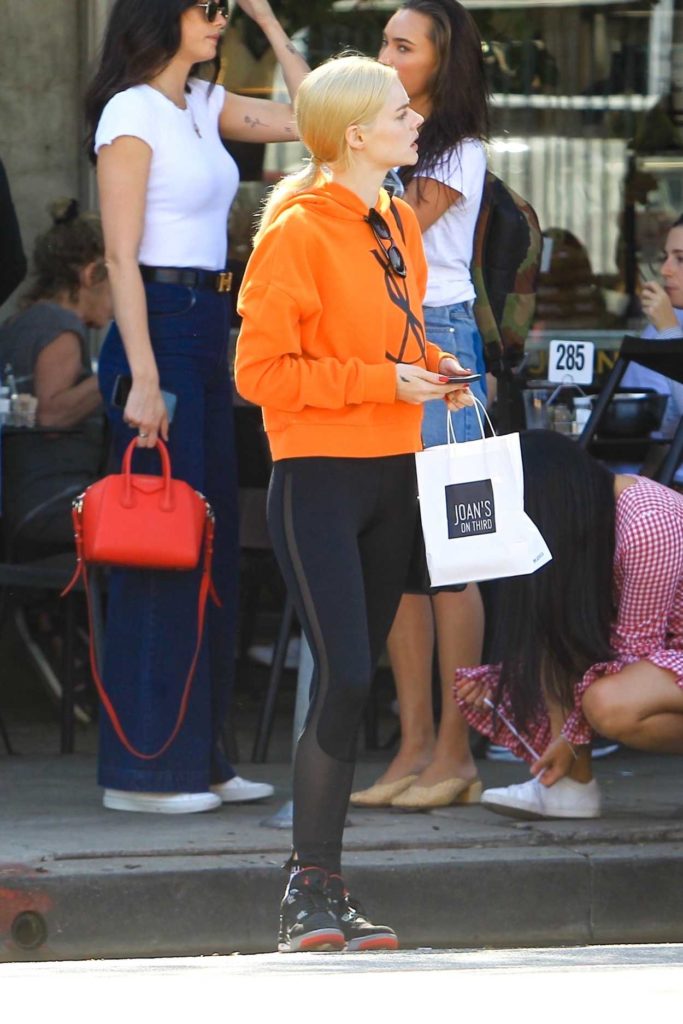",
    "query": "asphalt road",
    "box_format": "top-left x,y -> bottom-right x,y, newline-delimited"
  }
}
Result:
3,944 -> 683,1024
